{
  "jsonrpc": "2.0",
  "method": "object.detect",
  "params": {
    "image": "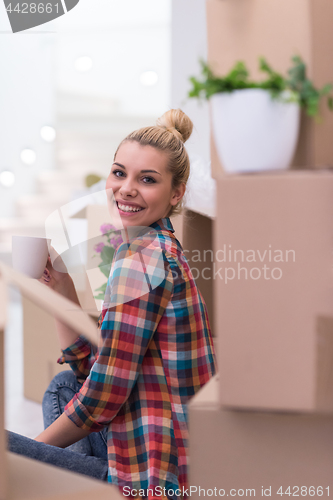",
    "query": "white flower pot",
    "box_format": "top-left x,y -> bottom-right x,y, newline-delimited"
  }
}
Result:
210,89 -> 300,174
